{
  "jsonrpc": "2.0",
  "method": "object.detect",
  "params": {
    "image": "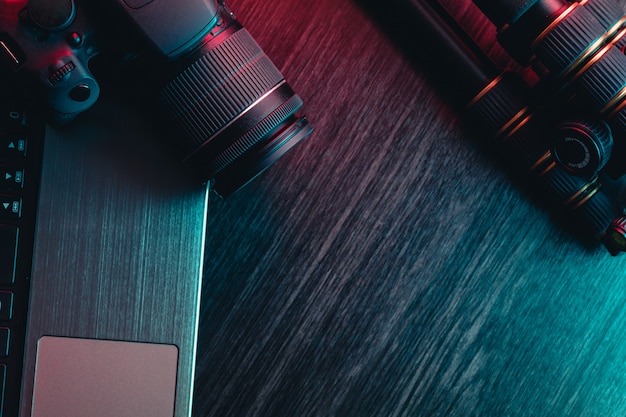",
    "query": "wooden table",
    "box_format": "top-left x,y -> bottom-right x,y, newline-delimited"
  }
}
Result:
195,1 -> 626,415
